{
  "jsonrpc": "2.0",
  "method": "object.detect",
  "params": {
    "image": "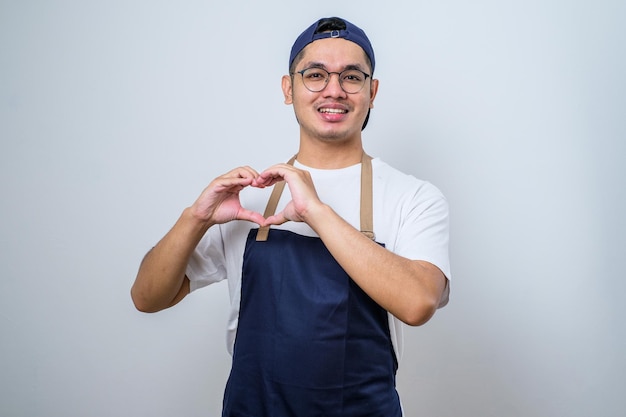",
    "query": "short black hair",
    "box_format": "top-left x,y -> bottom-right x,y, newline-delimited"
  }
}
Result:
315,16 -> 347,32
